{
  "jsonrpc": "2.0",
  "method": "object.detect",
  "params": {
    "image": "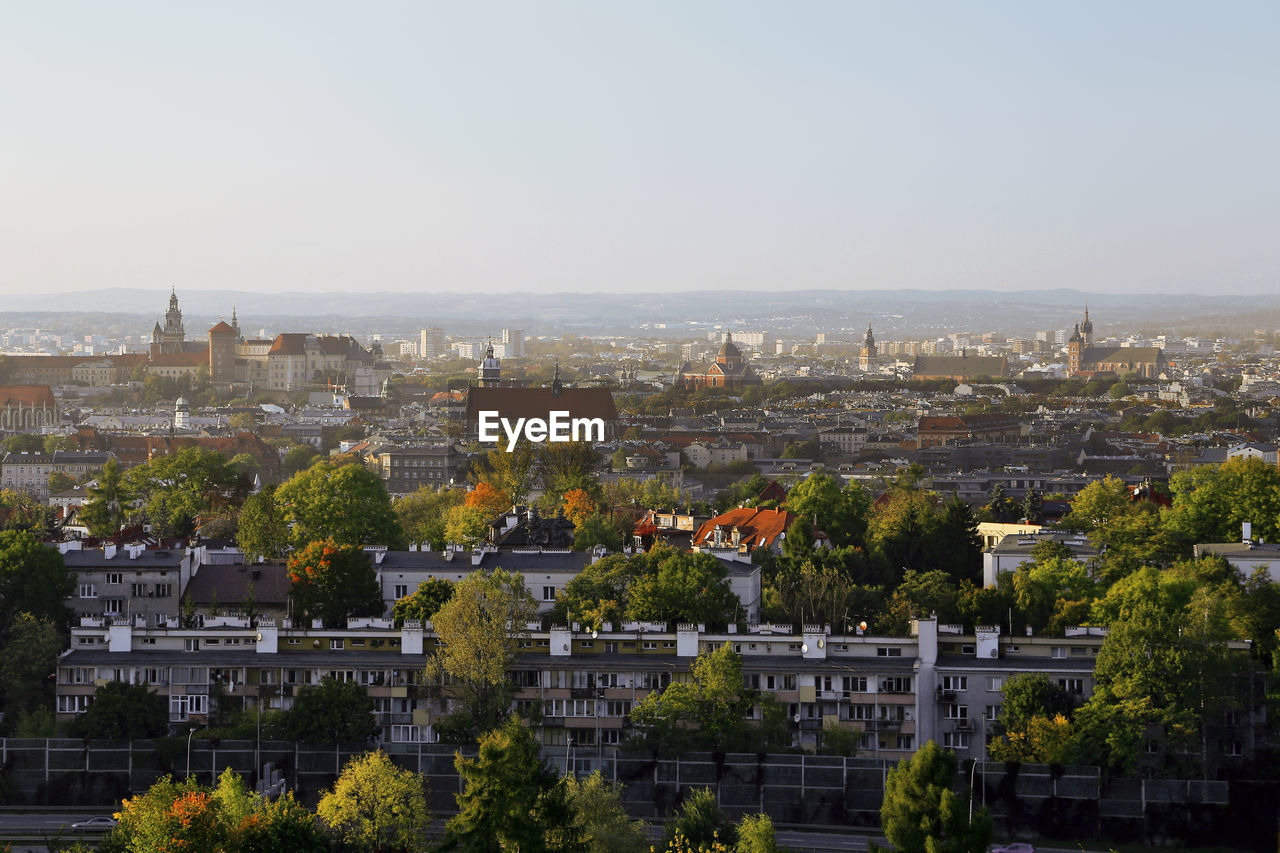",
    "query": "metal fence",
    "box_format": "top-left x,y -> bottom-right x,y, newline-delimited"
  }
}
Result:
0,738 -> 1233,838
